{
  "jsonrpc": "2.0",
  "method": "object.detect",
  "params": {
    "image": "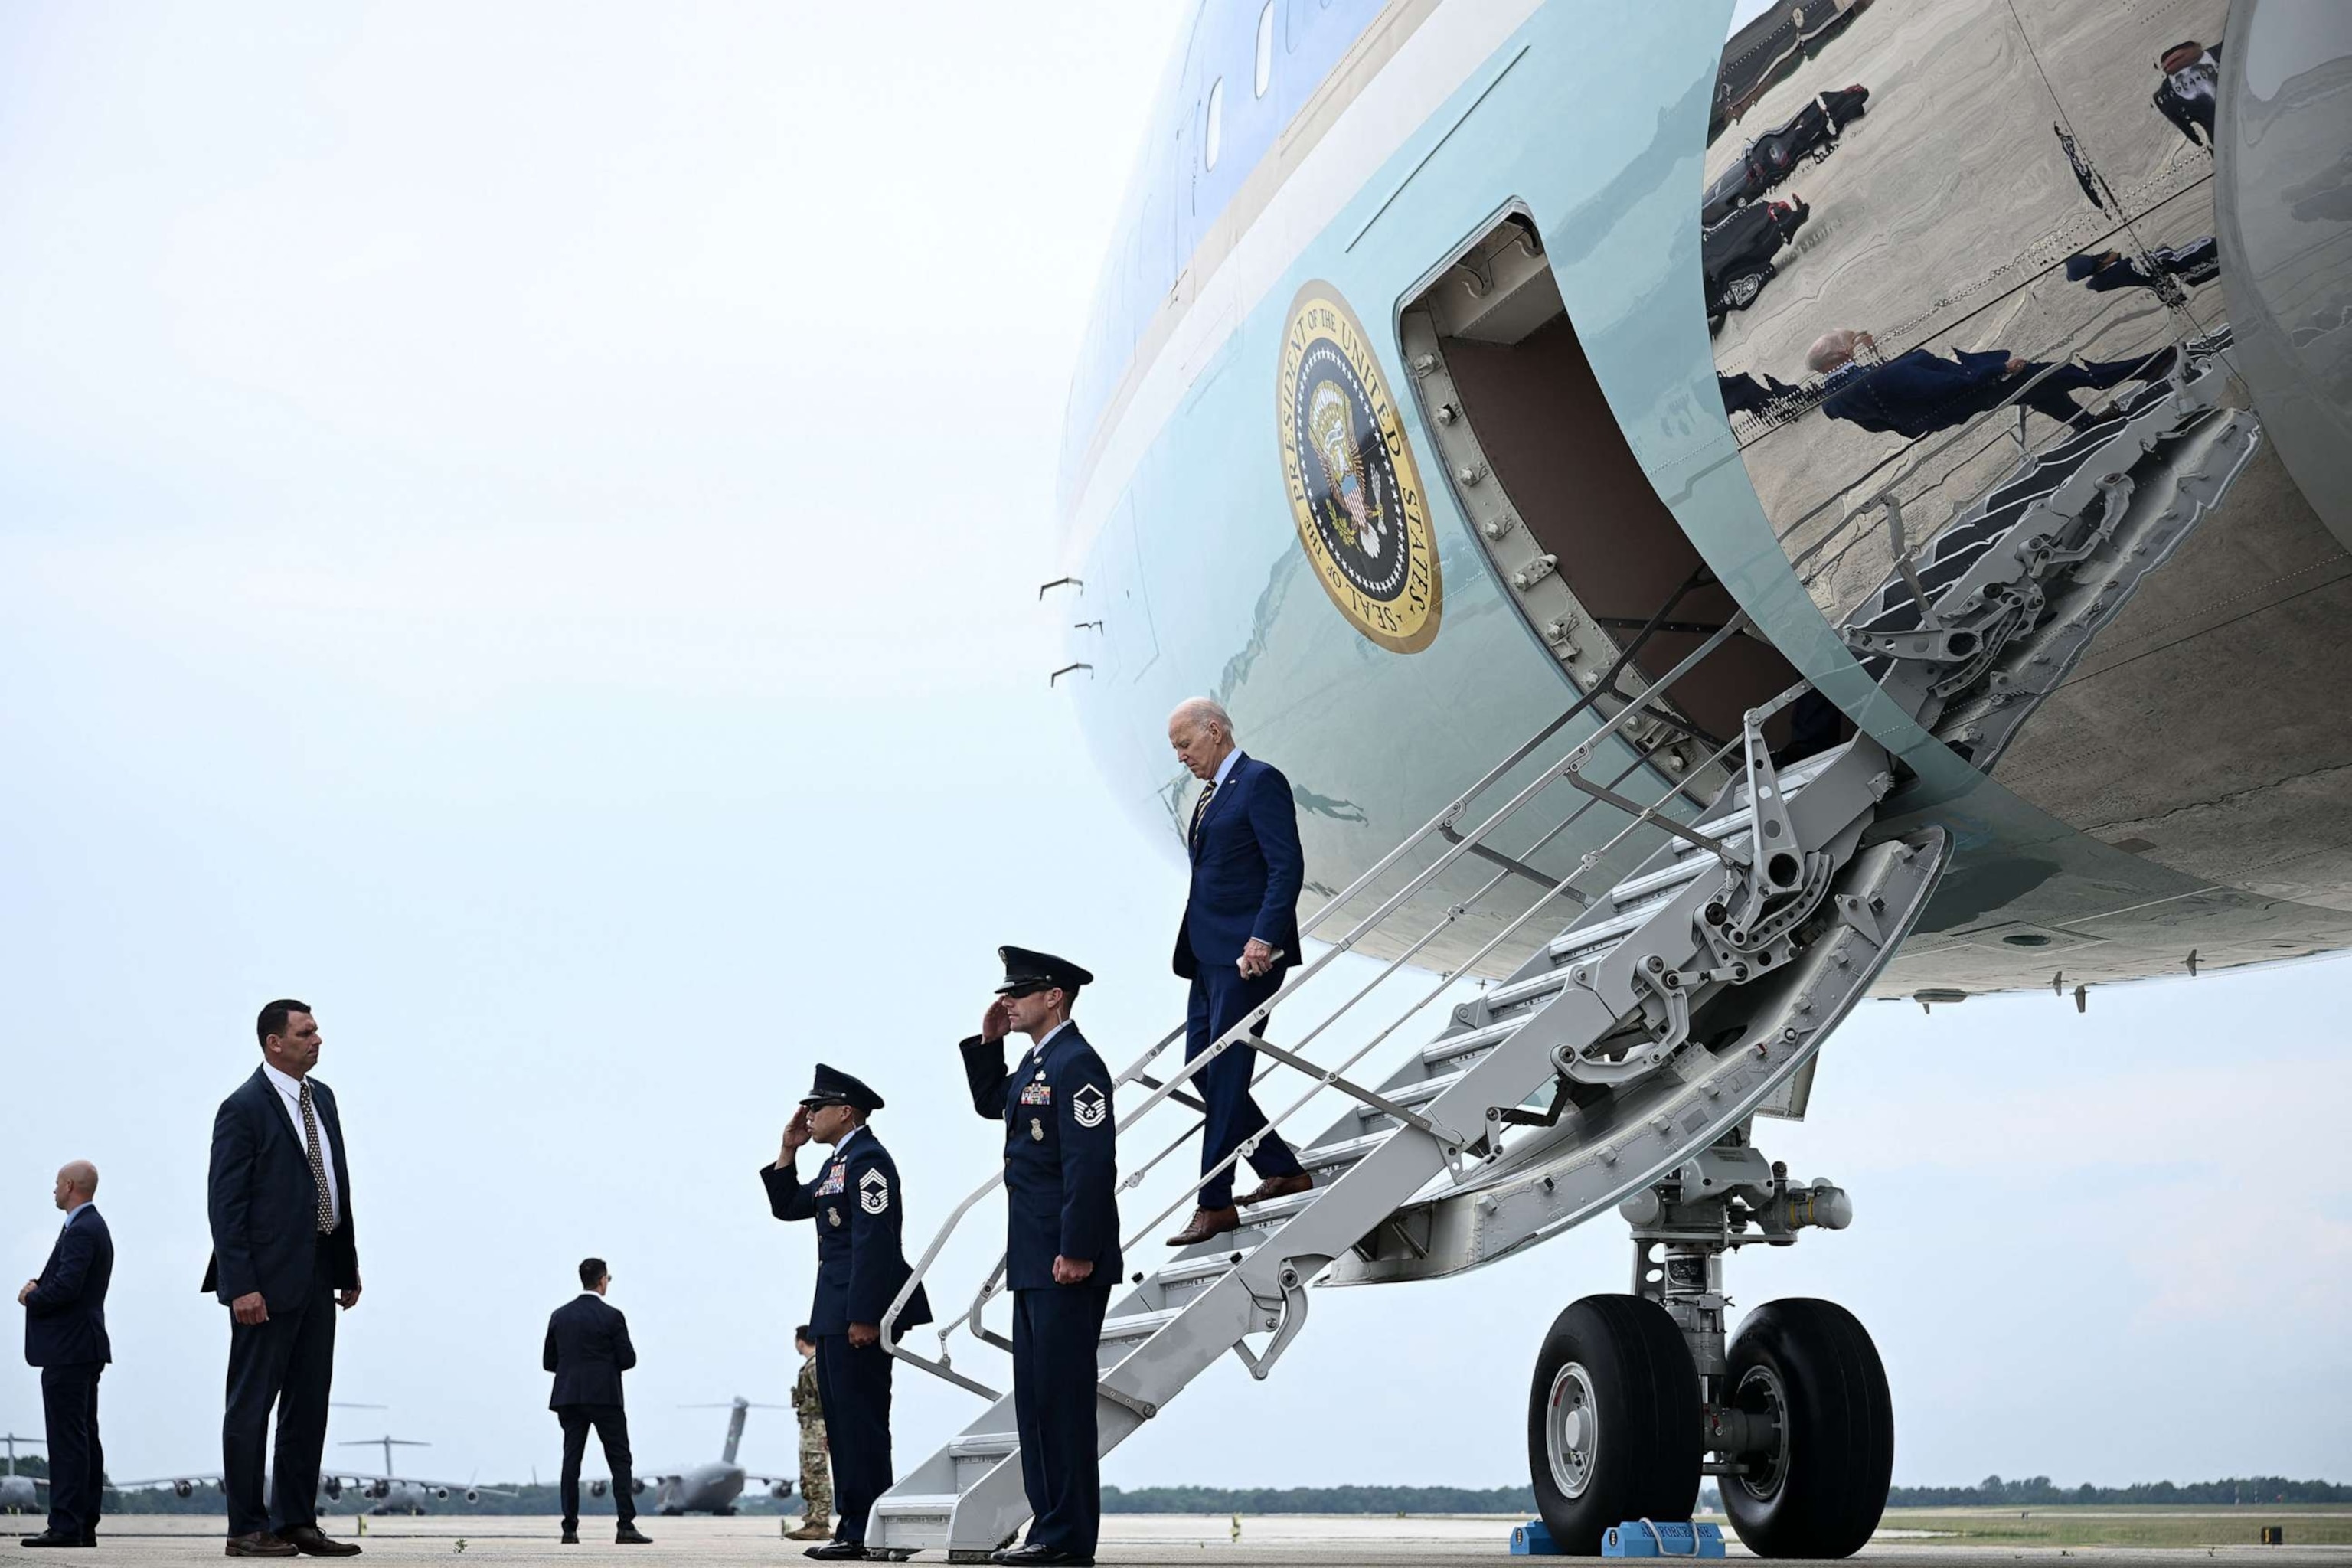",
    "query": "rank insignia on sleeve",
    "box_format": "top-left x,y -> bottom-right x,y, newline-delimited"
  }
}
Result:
859,1168 -> 889,1214
1072,1083 -> 1108,1129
